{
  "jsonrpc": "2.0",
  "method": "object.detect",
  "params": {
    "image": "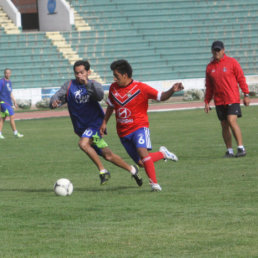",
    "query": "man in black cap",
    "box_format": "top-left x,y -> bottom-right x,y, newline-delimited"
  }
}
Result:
204,40 -> 250,158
